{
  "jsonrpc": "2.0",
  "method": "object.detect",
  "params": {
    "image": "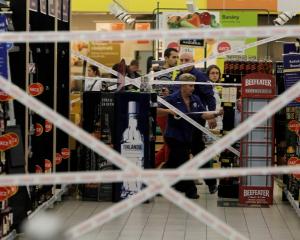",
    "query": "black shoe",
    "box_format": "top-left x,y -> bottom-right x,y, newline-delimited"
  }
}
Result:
209,185 -> 218,194
186,192 -> 200,199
